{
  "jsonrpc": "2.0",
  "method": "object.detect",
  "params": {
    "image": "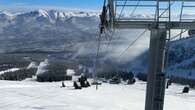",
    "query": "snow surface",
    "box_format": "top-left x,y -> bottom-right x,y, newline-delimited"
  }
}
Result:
0,80 -> 194,110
